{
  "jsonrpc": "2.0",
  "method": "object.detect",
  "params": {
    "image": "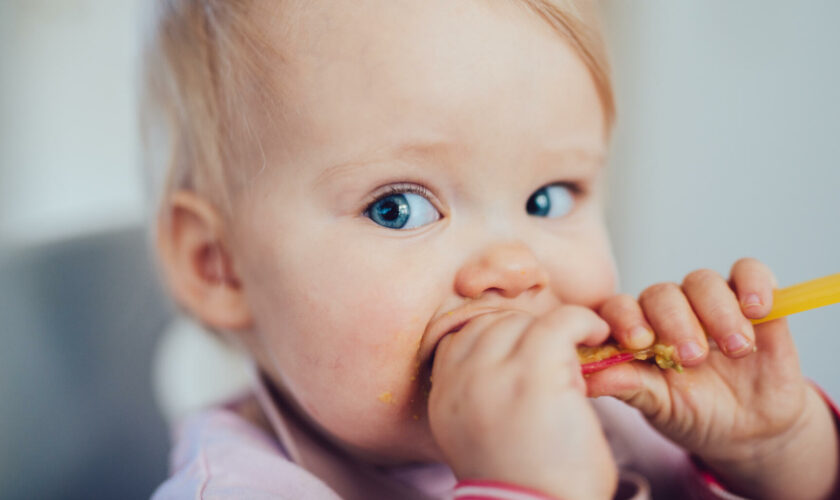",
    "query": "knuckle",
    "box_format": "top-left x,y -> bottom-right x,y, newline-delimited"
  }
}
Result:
544,304 -> 586,324
653,306 -> 696,338
478,310 -> 528,335
731,257 -> 778,290
733,256 -> 761,270
616,292 -> 638,304
701,303 -> 741,333
530,311 -> 572,340
487,309 -> 525,326
639,282 -> 680,303
683,268 -> 722,288
611,294 -> 641,319
506,309 -> 537,326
